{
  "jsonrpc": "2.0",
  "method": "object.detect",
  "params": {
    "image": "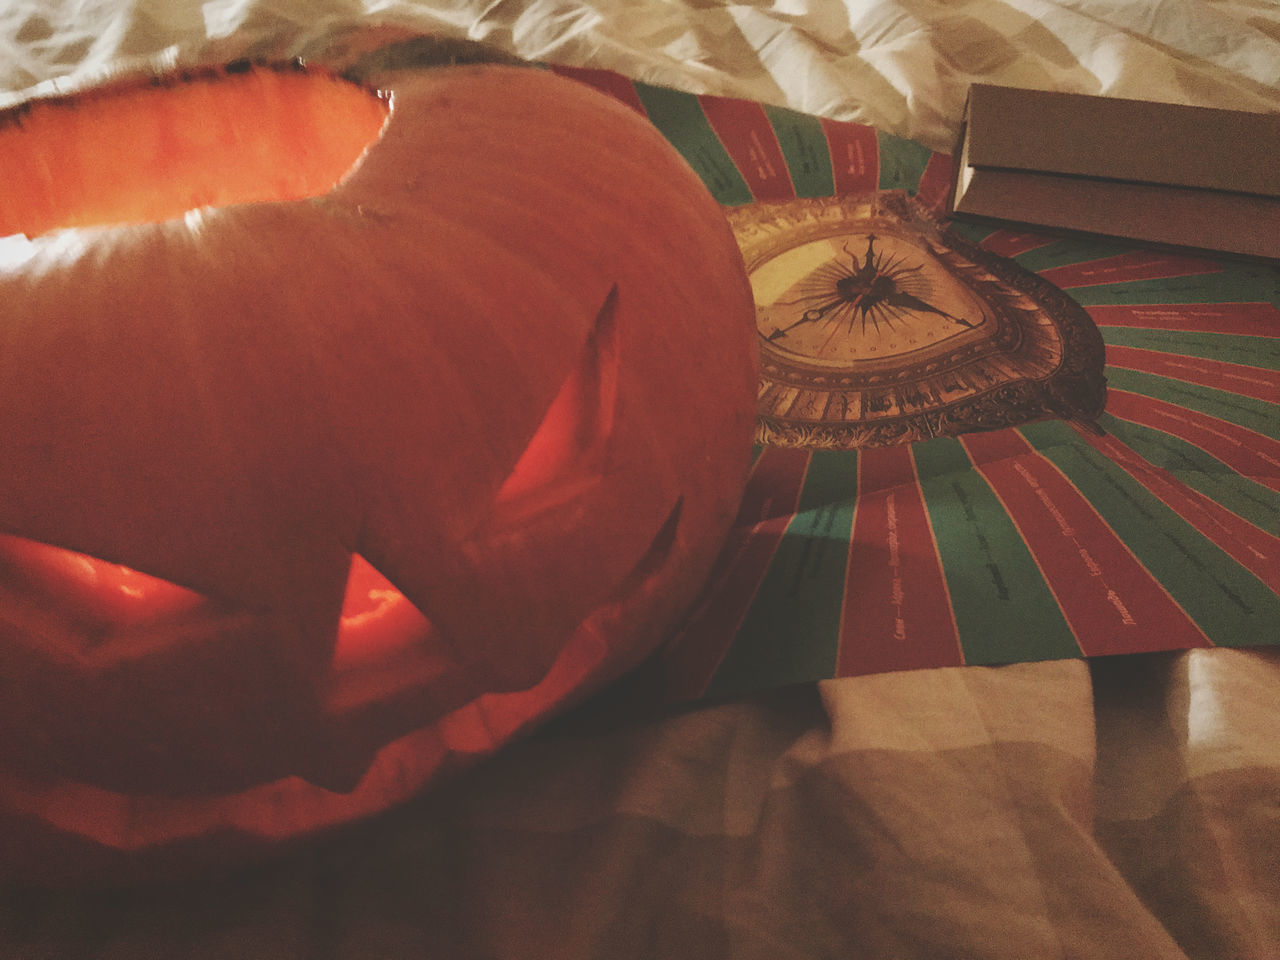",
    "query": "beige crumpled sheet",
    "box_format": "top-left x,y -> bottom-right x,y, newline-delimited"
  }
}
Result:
5,652 -> 1280,957
4,0 -> 1280,148
1,2 -> 1279,958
